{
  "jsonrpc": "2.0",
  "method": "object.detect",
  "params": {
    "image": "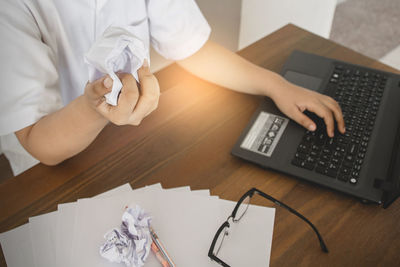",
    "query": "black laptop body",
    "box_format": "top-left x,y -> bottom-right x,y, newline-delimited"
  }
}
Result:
232,51 -> 400,207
